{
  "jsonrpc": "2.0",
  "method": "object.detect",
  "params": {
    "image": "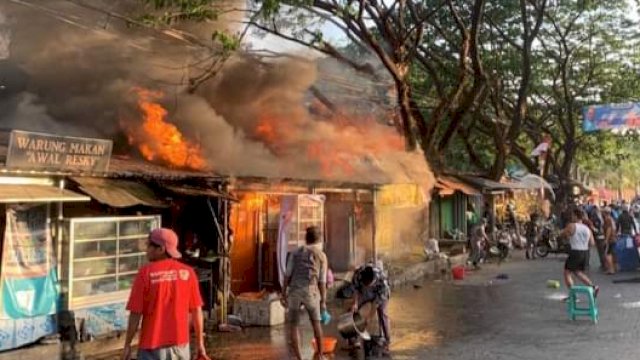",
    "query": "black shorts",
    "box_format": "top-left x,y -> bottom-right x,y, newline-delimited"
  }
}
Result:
565,250 -> 589,272
605,243 -> 616,255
